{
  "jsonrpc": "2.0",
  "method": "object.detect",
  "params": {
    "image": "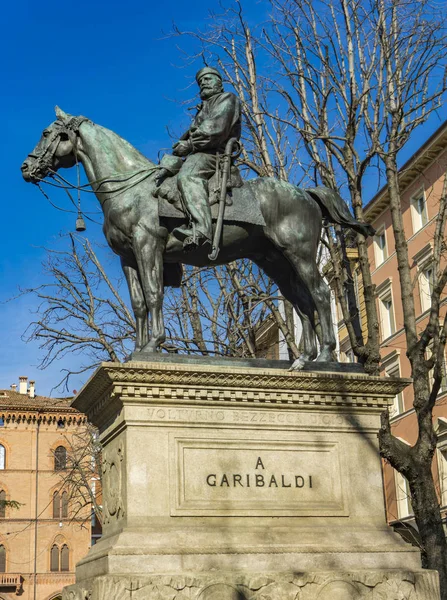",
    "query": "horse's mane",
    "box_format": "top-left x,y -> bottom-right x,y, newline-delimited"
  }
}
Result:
88,121 -> 156,169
